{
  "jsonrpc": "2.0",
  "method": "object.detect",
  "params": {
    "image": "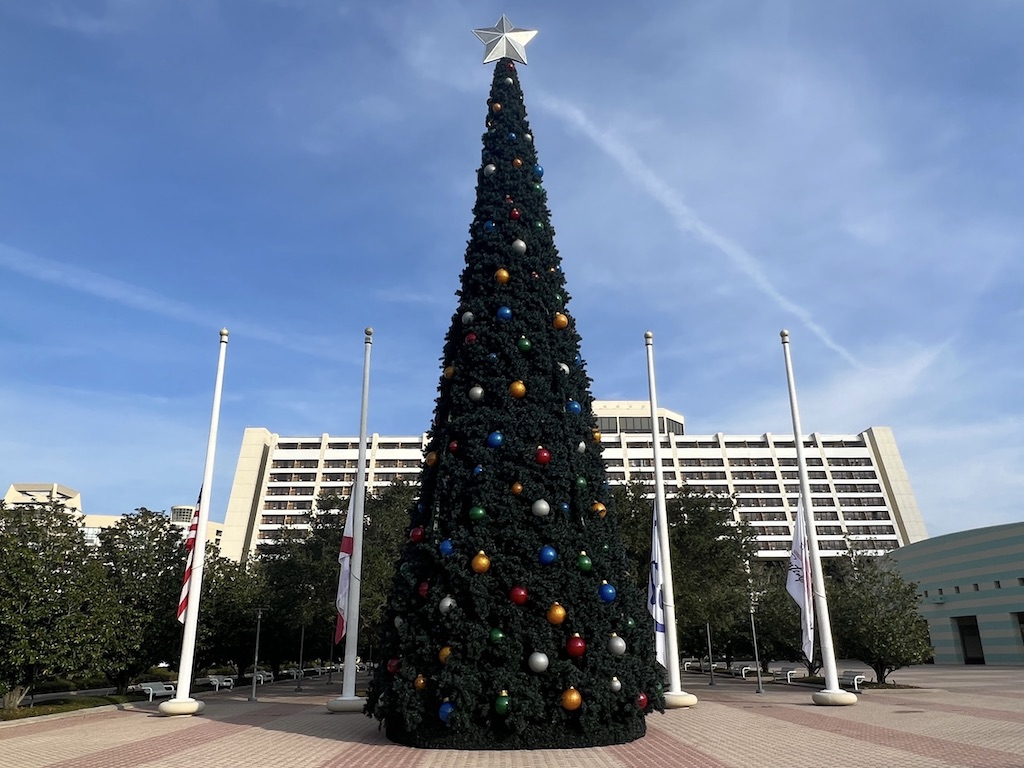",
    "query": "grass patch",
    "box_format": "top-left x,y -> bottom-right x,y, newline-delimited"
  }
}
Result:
0,694 -> 149,721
